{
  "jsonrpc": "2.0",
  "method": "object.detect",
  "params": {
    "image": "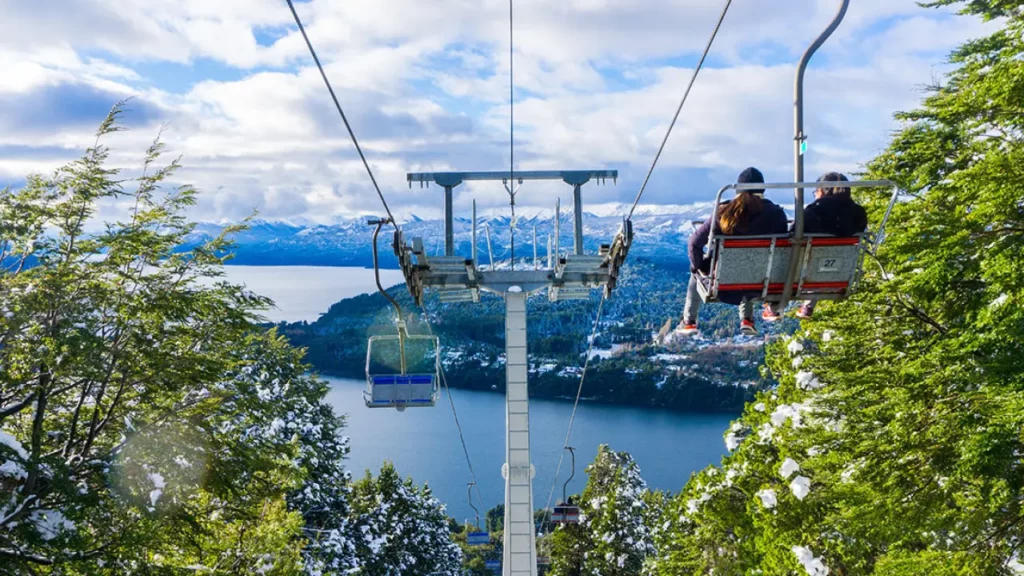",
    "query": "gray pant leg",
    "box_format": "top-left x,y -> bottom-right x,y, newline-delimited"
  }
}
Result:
682,274 -> 702,324
739,297 -> 753,322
